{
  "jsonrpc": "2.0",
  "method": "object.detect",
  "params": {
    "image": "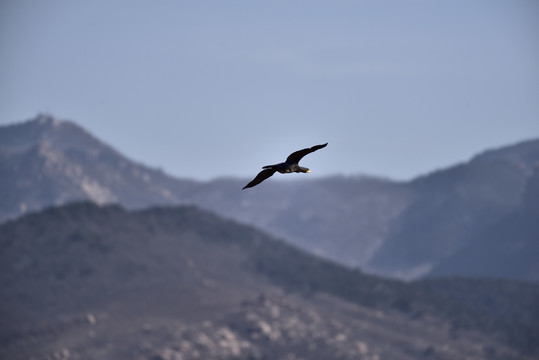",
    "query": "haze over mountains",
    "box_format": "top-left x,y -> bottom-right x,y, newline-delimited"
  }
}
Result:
1,114 -> 538,282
